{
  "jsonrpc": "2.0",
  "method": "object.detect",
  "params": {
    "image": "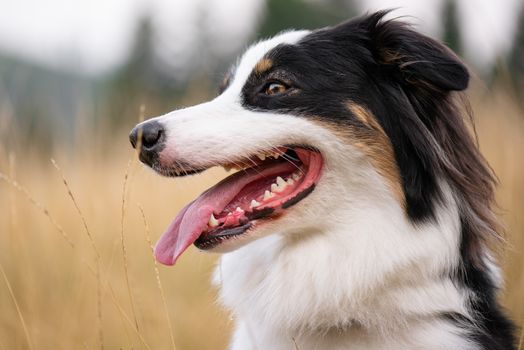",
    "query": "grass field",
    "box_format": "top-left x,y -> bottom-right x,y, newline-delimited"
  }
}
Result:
0,87 -> 523,349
